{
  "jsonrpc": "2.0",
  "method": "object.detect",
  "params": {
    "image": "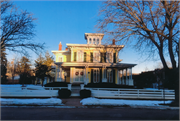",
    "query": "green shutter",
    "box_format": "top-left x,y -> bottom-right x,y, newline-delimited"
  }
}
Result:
90,52 -> 93,62
91,69 -> 93,83
113,53 -> 116,63
84,52 -> 86,62
100,53 -> 103,63
104,53 -> 106,63
74,52 -> 76,62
